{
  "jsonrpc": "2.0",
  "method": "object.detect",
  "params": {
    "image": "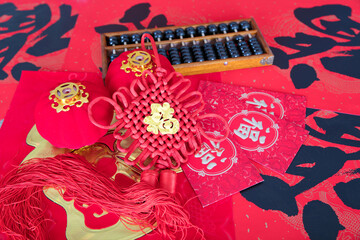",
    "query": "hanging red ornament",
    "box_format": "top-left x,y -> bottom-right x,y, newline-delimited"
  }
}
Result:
89,34 -> 230,170
35,73 -> 113,149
